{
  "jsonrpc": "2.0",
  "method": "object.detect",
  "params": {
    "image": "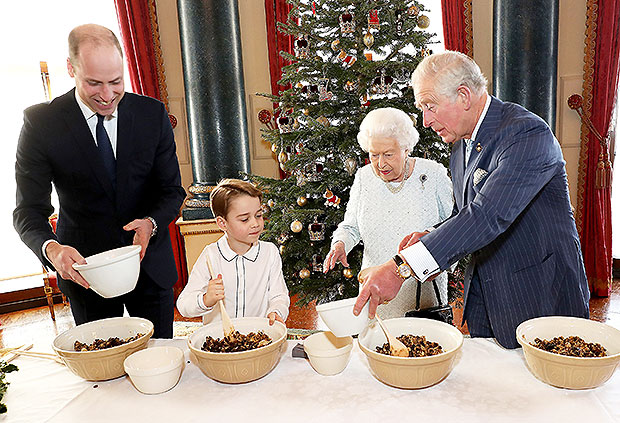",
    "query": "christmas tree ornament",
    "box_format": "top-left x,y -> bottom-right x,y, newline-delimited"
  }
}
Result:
324,189 -> 341,207
271,143 -> 278,153
268,199 -> 276,208
363,31 -> 374,48
360,93 -> 371,108
339,12 -> 355,34
296,195 -> 308,206
343,268 -> 354,279
277,115 -> 293,133
294,35 -> 310,59
305,161 -> 324,182
299,268 -> 311,279
331,39 -> 341,51
280,162 -> 287,172
371,69 -> 394,95
364,52 -> 373,61
417,15 -> 430,29
317,116 -> 330,127
295,141 -> 305,154
317,78 -> 333,101
257,109 -> 275,130
278,150 -> 289,164
290,220 -> 303,233
394,69 -> 411,84
279,245 -> 285,255
293,118 -> 300,130
312,254 -> 323,272
261,204 -> 271,214
408,5 -> 420,17
277,232 -> 289,244
308,216 -> 325,241
302,108 -> 310,115
368,9 -> 380,30
344,80 -> 358,92
344,157 -> 358,175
